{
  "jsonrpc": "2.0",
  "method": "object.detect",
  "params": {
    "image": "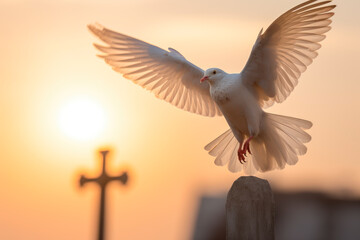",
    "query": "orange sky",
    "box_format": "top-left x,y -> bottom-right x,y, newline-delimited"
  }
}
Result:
1,0 -> 360,239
